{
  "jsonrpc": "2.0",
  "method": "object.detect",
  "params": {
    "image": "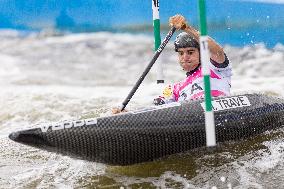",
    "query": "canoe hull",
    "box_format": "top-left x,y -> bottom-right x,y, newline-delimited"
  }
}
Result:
9,94 -> 284,165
